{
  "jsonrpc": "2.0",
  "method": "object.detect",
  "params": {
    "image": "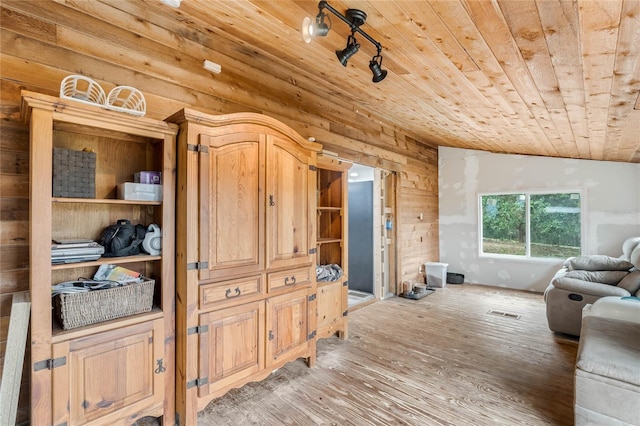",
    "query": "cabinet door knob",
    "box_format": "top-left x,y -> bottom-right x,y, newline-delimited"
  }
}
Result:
269,195 -> 275,206
284,276 -> 297,286
268,330 -> 274,341
155,358 -> 166,374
